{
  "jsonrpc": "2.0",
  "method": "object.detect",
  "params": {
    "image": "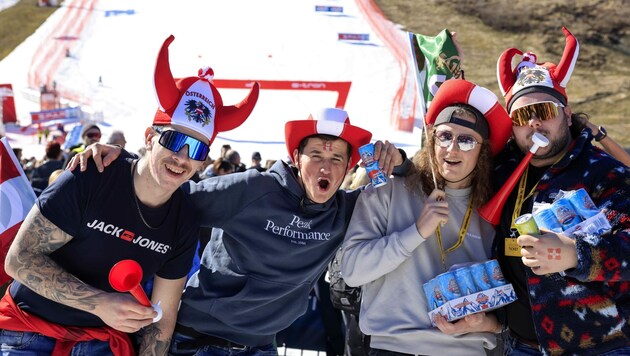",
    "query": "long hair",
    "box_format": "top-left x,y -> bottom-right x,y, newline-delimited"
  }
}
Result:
405,121 -> 495,208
